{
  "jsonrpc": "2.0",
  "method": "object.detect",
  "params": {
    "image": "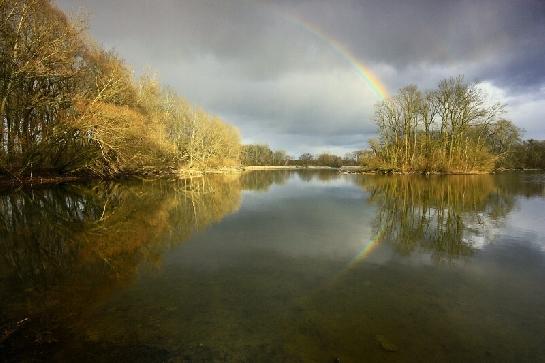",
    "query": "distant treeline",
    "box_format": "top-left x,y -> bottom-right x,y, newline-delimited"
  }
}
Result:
240,145 -> 361,168
294,152 -> 360,167
364,76 -> 529,173
0,0 -> 240,179
506,140 -> 545,170
240,144 -> 290,166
